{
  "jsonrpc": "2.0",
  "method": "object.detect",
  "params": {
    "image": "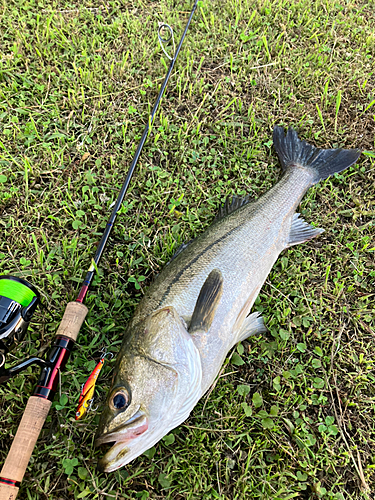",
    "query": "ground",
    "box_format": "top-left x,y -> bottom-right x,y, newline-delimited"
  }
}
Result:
0,0 -> 374,499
